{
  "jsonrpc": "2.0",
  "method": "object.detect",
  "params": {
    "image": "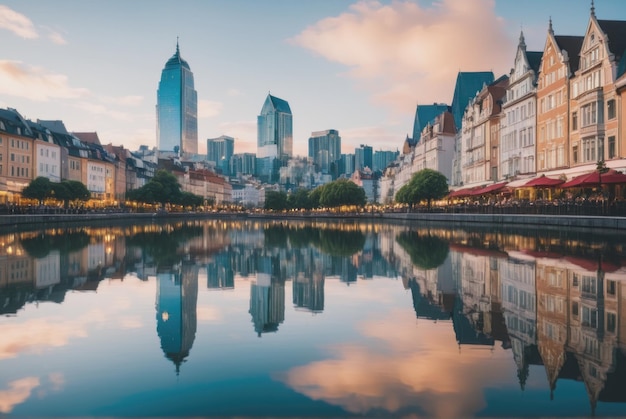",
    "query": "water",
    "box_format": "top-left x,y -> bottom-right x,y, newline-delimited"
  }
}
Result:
1,218 -> 625,418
